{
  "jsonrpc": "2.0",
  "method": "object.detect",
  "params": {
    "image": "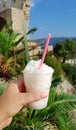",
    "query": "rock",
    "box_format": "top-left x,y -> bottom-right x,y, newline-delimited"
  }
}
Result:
56,78 -> 75,94
71,109 -> 76,124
